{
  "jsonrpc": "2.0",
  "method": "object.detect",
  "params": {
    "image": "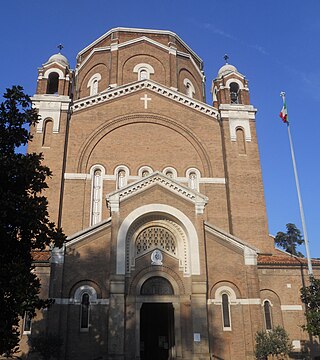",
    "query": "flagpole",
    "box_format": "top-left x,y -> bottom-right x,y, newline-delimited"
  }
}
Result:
280,92 -> 313,276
